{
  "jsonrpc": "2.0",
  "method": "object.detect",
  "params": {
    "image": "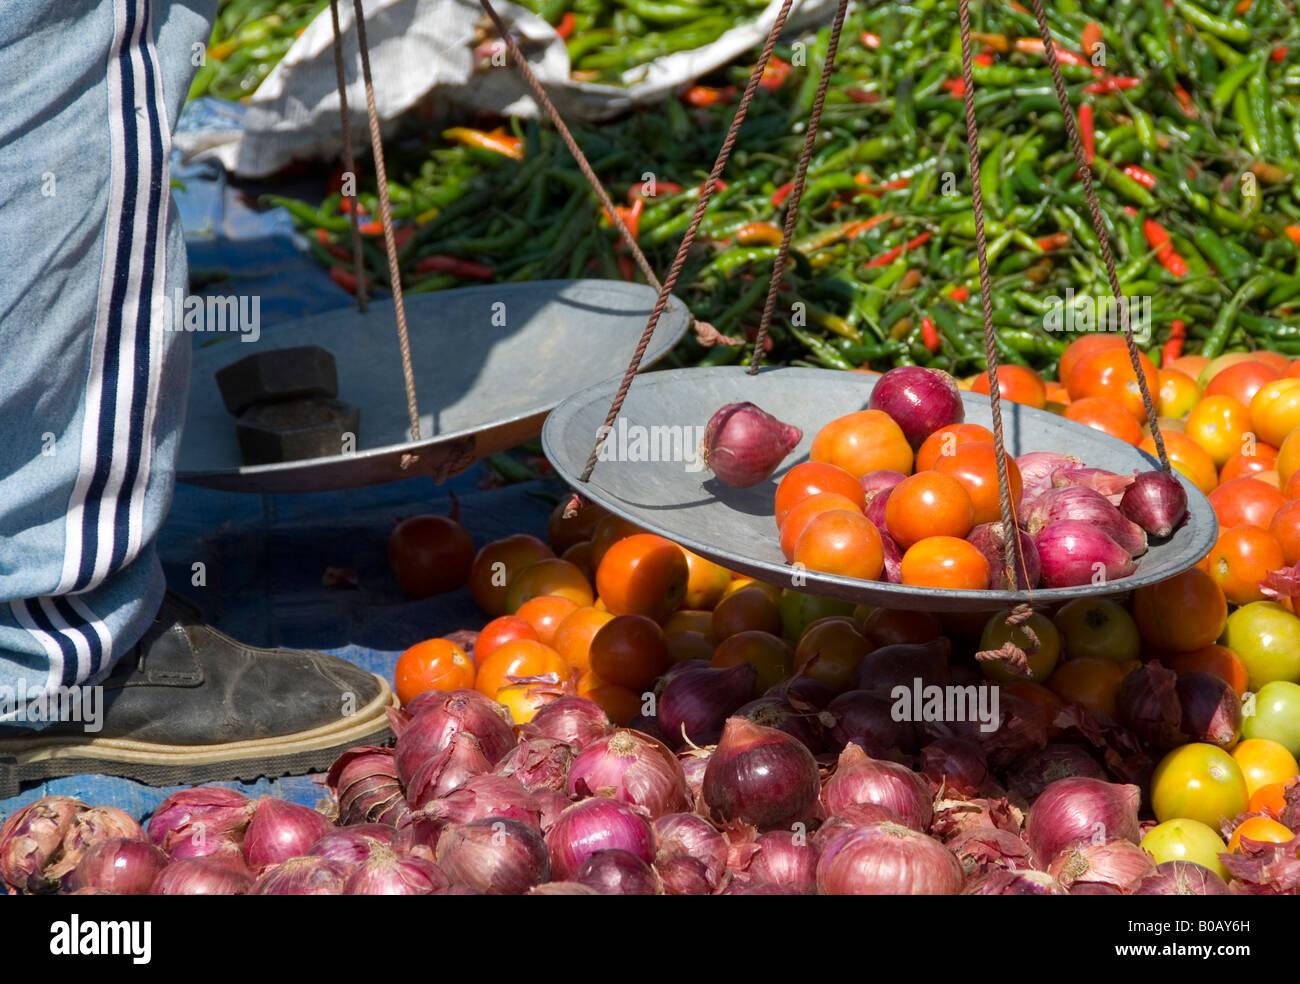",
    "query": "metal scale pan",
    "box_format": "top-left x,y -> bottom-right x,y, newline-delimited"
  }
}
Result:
177,279 -> 689,493
542,365 -> 1218,612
